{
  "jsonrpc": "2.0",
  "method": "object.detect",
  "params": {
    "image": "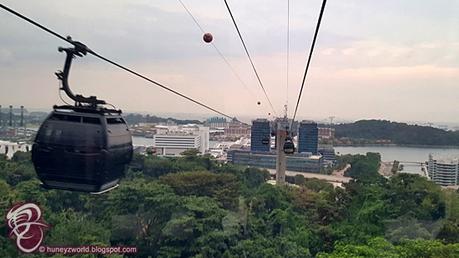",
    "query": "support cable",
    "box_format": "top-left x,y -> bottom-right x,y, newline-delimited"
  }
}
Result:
0,3 -> 236,120
291,0 -> 327,124
177,0 -> 258,100
286,0 -> 290,113
223,0 -> 277,116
